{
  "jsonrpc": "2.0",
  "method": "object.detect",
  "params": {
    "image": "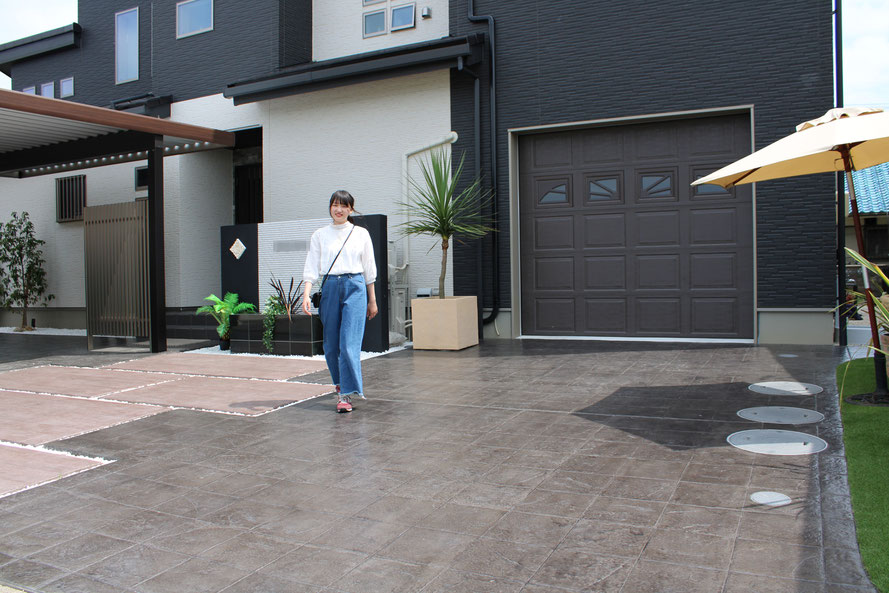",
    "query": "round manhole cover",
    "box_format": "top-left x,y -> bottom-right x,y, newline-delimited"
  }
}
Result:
726,429 -> 828,455
737,406 -> 824,425
750,491 -> 793,507
748,381 -> 823,396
